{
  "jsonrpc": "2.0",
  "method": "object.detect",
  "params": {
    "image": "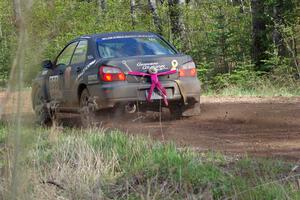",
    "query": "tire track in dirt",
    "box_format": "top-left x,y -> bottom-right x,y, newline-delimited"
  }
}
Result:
1,92 -> 300,160
108,97 -> 300,160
